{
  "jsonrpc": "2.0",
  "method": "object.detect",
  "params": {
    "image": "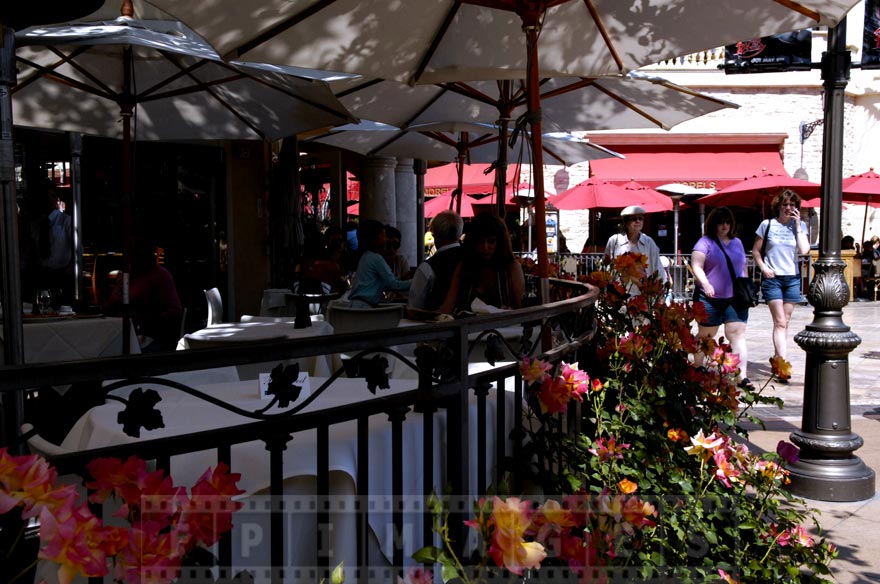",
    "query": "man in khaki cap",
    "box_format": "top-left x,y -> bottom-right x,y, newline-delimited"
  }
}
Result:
604,205 -> 667,294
